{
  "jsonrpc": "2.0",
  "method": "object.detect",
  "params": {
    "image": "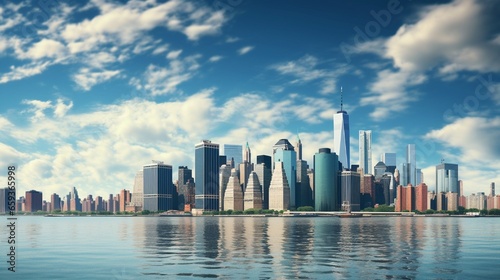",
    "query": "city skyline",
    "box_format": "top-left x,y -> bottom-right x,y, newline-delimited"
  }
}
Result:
0,0 -> 499,199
